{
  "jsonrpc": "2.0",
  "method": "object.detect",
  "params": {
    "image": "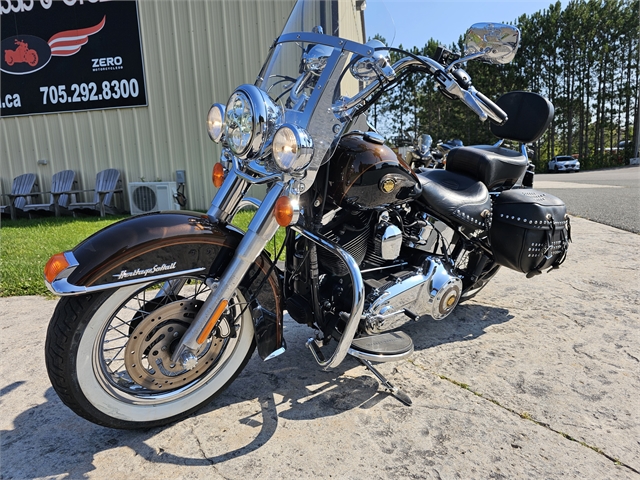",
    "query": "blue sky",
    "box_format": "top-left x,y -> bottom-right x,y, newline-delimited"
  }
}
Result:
365,0 -> 566,49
